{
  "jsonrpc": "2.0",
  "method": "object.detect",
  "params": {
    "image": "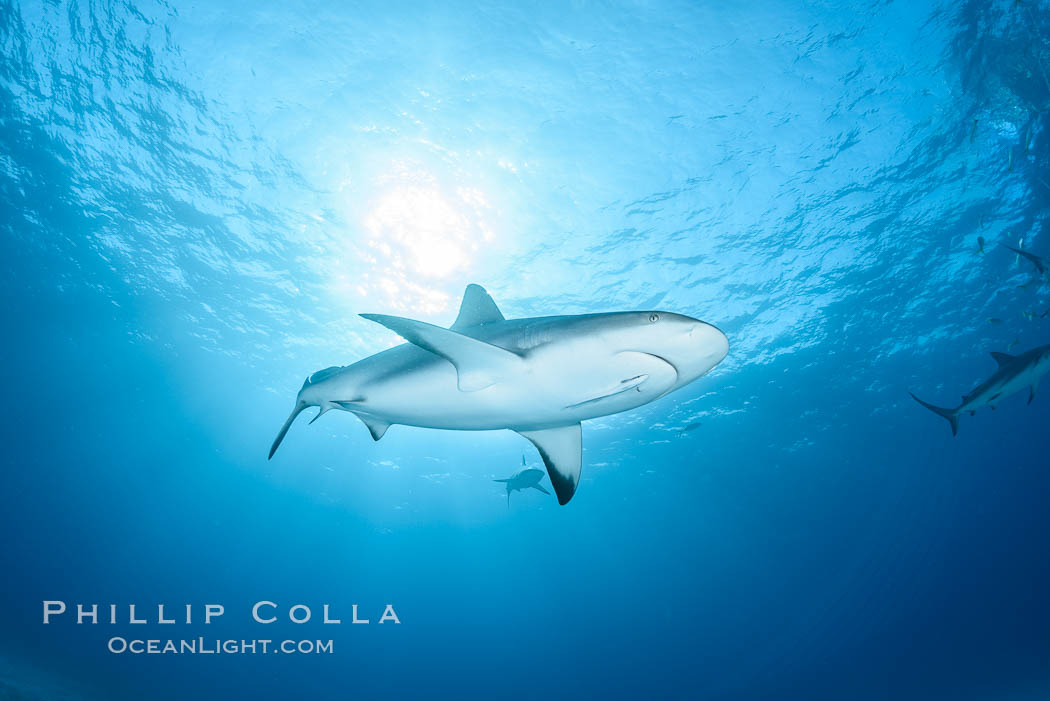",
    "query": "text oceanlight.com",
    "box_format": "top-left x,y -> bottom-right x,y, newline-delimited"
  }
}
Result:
107,637 -> 334,655
42,600 -> 400,655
